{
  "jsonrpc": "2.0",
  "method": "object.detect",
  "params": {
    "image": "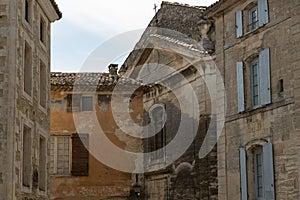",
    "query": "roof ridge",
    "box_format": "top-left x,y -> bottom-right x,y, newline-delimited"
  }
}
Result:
161,1 -> 207,10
